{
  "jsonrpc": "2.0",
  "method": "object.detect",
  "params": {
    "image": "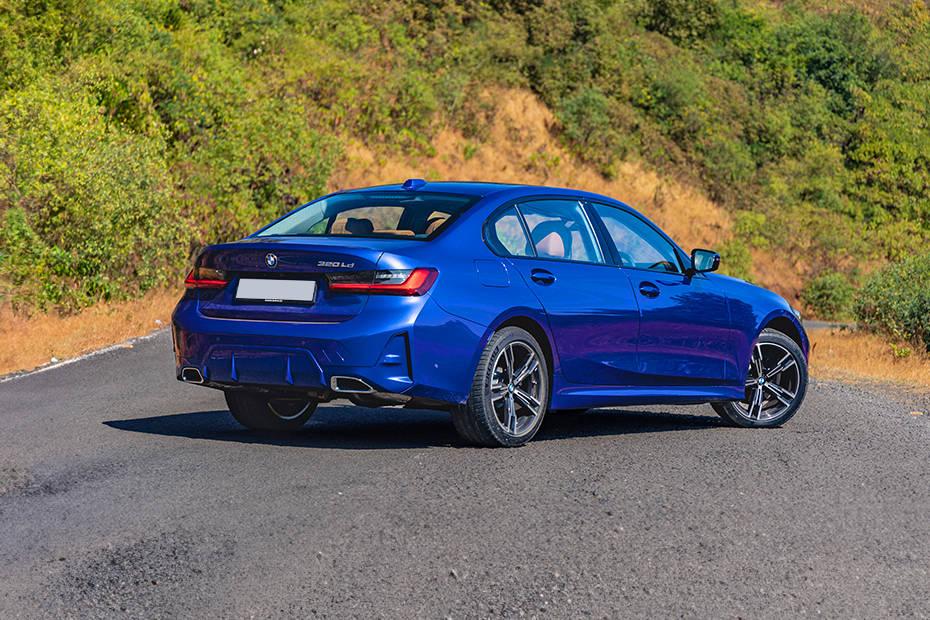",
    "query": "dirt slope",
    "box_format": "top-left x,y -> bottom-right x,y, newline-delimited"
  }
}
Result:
331,88 -> 733,266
